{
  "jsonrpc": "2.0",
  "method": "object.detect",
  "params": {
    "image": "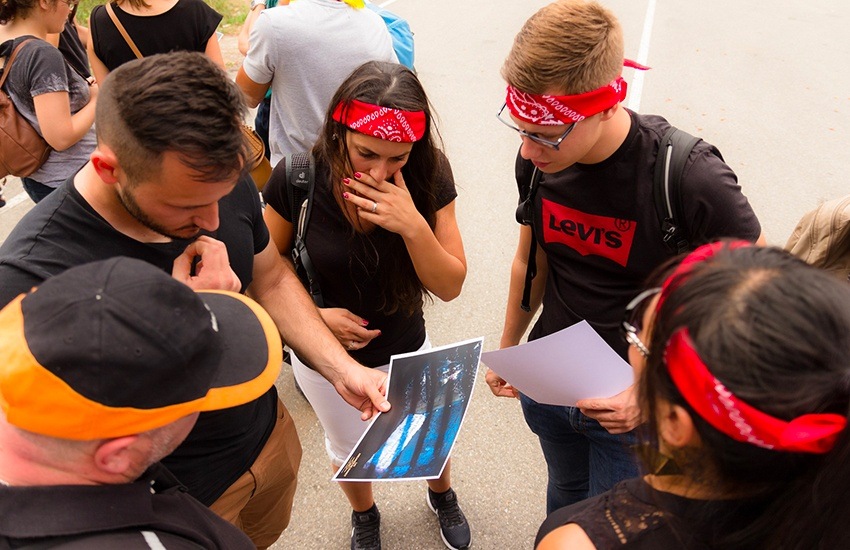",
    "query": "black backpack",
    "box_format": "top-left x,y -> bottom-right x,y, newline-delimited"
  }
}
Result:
282,152 -> 324,307
516,125 -> 712,311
